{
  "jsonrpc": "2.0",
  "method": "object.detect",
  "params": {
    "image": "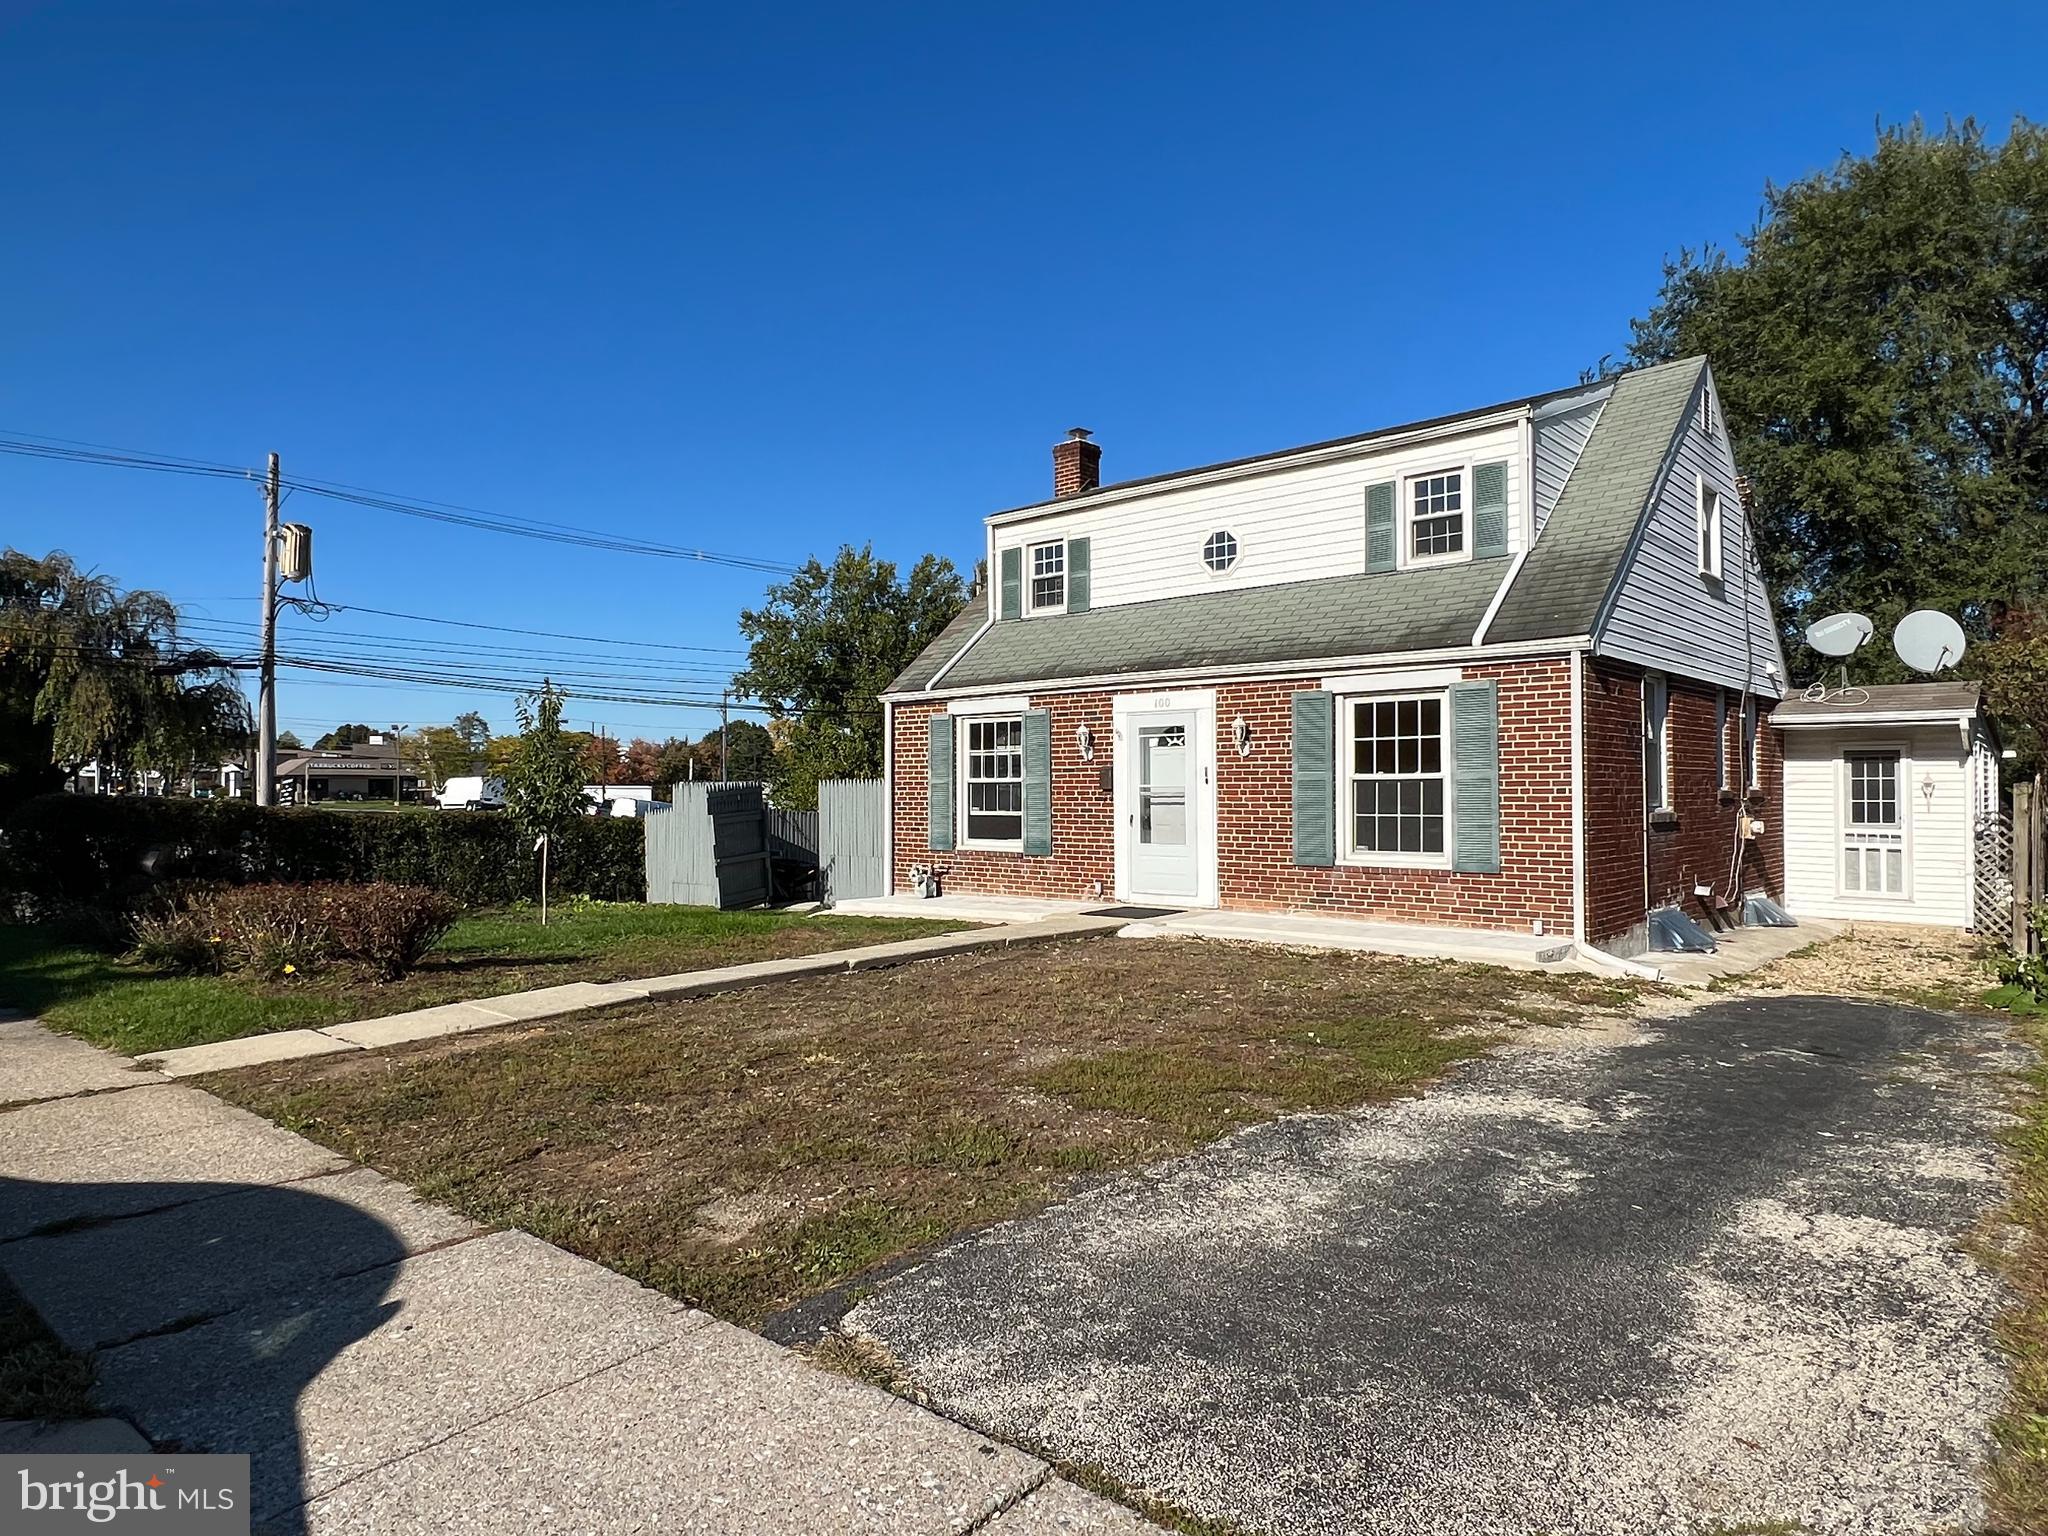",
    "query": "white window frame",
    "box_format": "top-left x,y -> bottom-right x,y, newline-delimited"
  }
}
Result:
1026,540 -> 1066,614
1696,474 -> 1723,580
1200,529 -> 1240,575
1837,745 -> 1910,901
1644,674 -> 1671,813
1714,688 -> 1729,792
1740,696 -> 1760,791
1402,464 -> 1472,570
956,713 -> 1025,850
1339,689 -> 1453,869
